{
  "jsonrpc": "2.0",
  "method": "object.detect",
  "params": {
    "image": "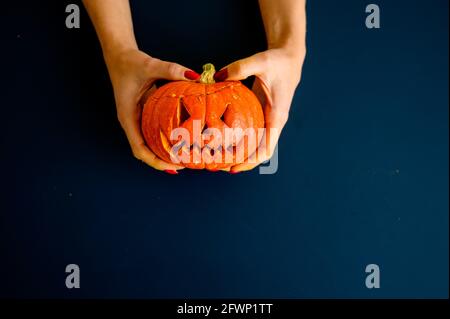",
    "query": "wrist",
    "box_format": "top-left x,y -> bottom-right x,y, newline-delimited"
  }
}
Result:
104,45 -> 137,61
268,40 -> 306,60
102,38 -> 138,66
266,21 -> 306,60
269,44 -> 306,70
104,48 -> 138,77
